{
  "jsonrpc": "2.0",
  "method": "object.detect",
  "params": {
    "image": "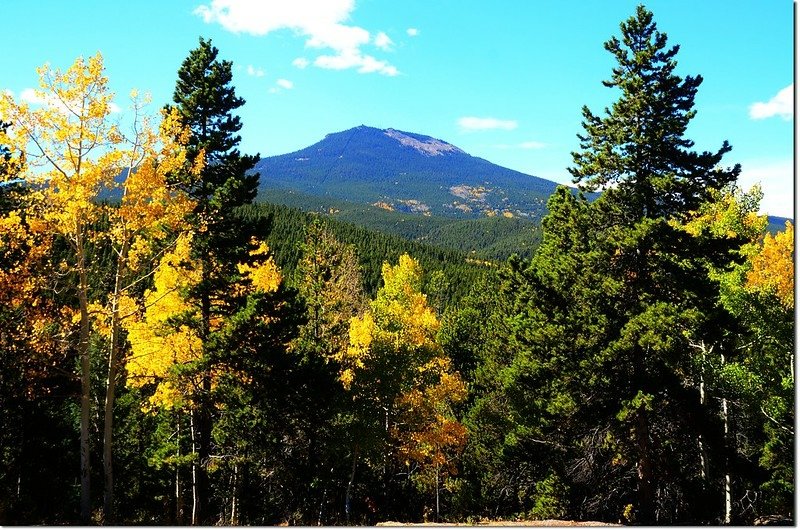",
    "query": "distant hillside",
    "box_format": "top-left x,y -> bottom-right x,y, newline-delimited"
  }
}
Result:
254,125 -> 560,220
767,215 -> 792,234
258,188 -> 542,260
